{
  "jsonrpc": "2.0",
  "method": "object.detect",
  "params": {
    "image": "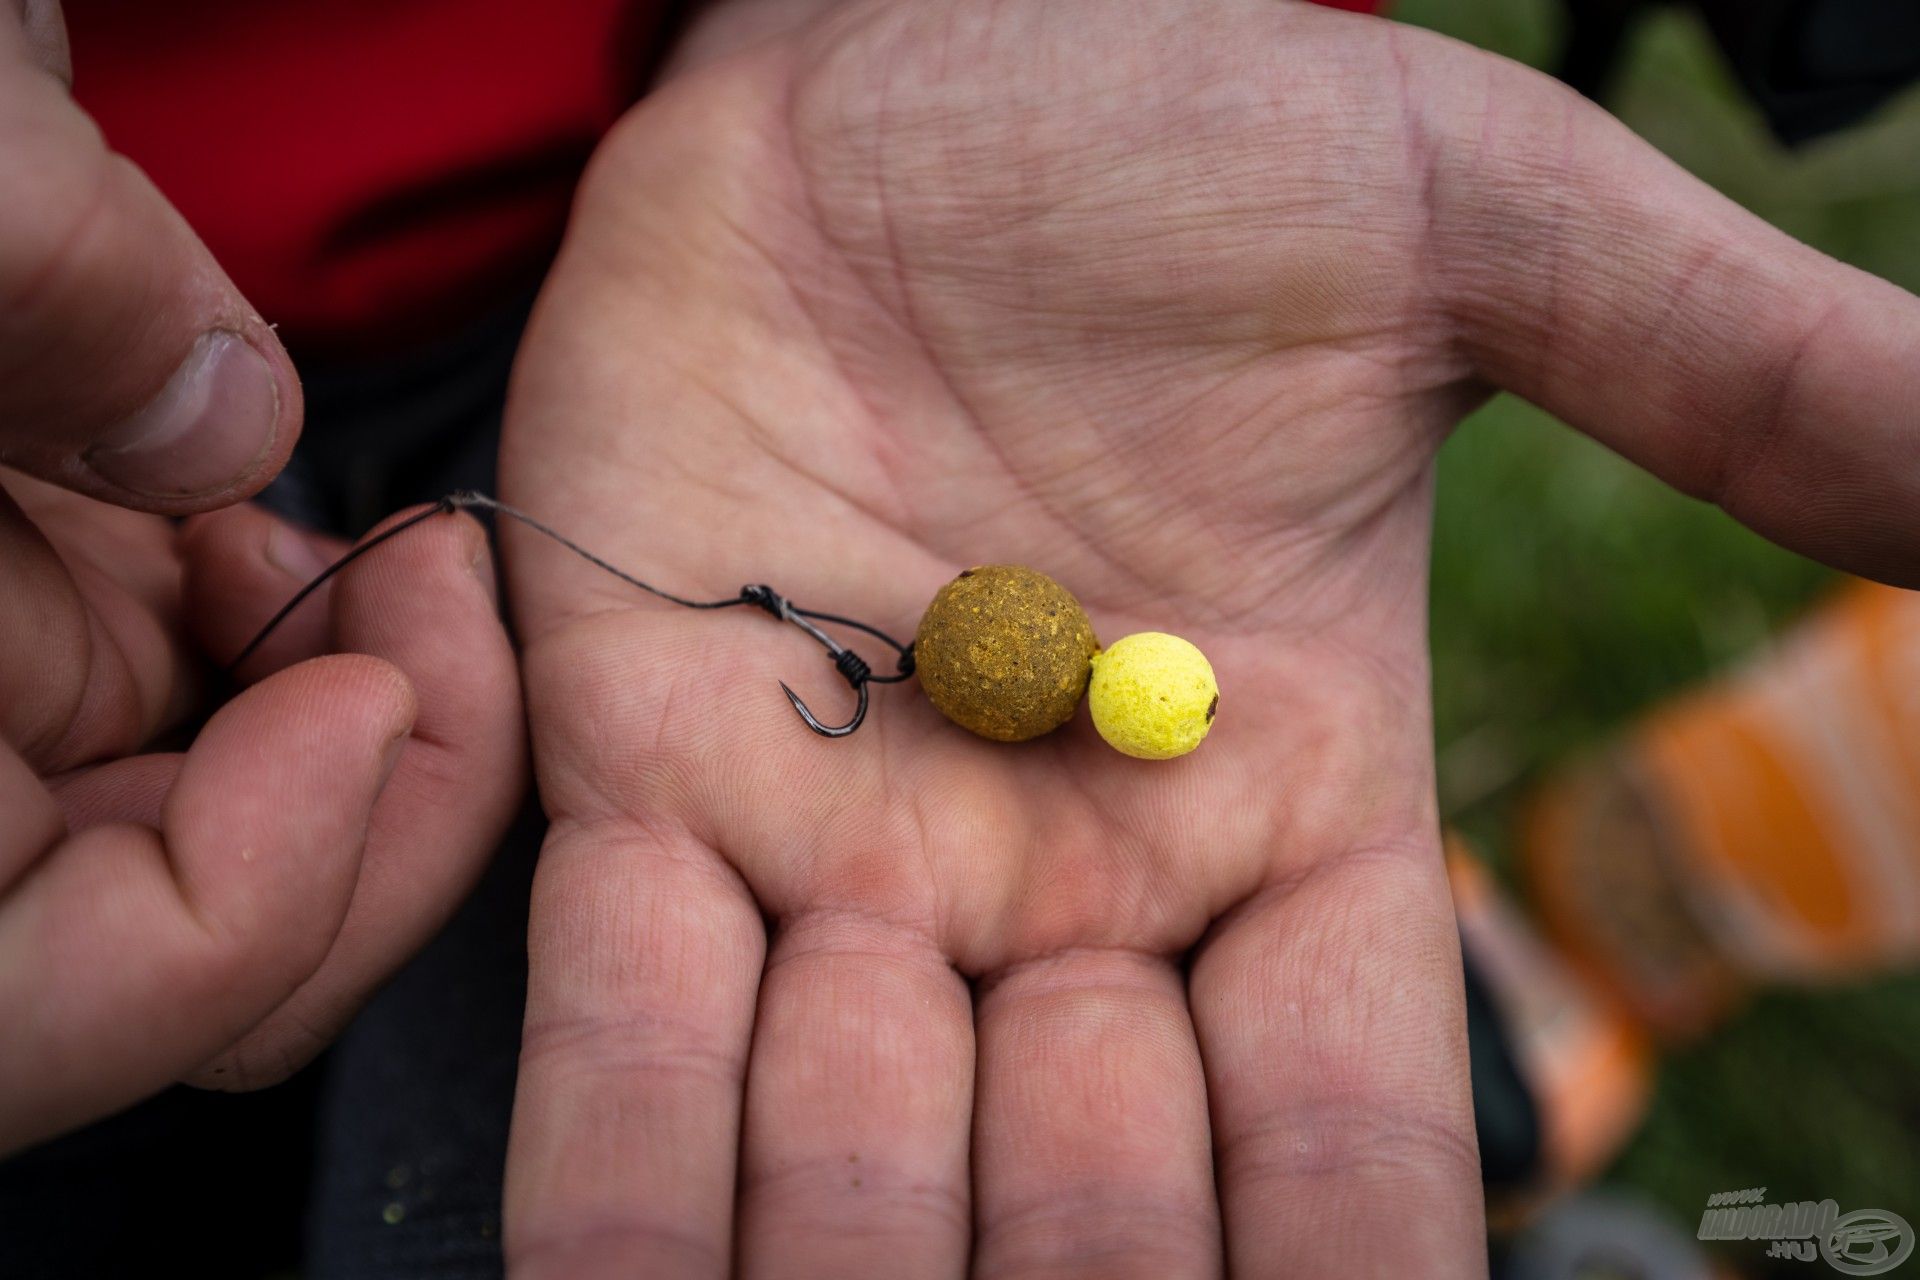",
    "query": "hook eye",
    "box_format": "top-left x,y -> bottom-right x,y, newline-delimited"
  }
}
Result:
779,679 -> 869,737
